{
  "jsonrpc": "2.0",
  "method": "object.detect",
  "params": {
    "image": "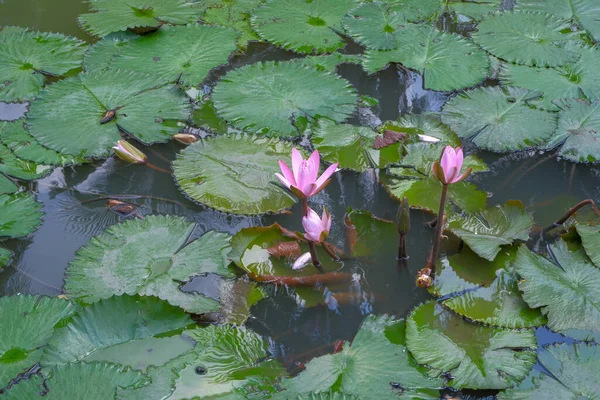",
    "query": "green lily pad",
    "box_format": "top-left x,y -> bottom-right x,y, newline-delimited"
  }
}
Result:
406,300 -> 538,389
0,193 -> 43,239
290,53 -> 363,73
198,0 -> 263,48
41,295 -> 192,367
0,175 -> 17,195
516,0 -> 600,42
65,215 -> 233,313
78,0 -> 203,37
4,362 -> 145,400
172,135 -> 299,215
499,45 -> 600,111
0,121 -> 85,166
212,61 -> 357,137
448,201 -> 534,261
250,0 -> 355,54
218,279 -> 267,325
83,31 -> 140,72
575,222 -> 600,267
512,241 -> 600,342
380,113 -> 461,146
105,25 -> 238,88
444,0 -> 502,20
498,343 -> 600,399
0,29 -> 86,102
442,86 -> 557,152
380,142 -> 488,214
0,296 -> 75,388
430,246 -> 547,328
342,2 -> 409,50
363,24 -> 489,91
544,99 -> 600,163
0,142 -> 53,181
0,247 -> 11,267
27,70 -> 191,159
311,119 -> 401,172
280,315 -> 444,399
344,209 -> 396,257
387,0 -> 440,22
272,393 -> 360,400
471,11 -> 580,67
